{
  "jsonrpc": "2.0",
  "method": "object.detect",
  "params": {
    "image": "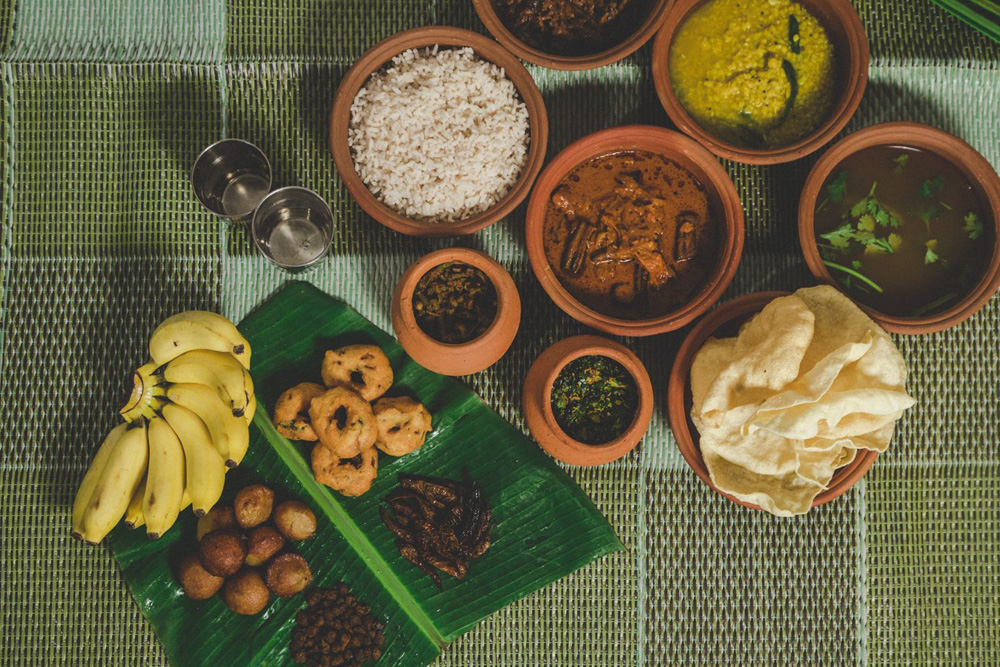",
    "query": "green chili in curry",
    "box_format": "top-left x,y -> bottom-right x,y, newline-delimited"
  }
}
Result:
550,355 -> 639,445
413,261 -> 499,344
